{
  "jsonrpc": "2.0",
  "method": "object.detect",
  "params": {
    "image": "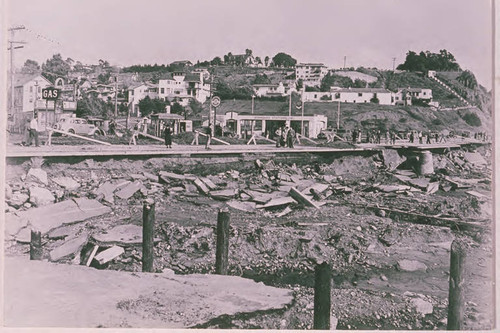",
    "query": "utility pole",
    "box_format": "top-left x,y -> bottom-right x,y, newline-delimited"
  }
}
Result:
343,56 -> 346,70
8,25 -> 26,115
210,73 -> 215,136
392,57 -> 396,71
251,95 -> 255,134
301,87 -> 305,136
288,91 -> 292,117
337,100 -> 340,130
114,76 -> 118,117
